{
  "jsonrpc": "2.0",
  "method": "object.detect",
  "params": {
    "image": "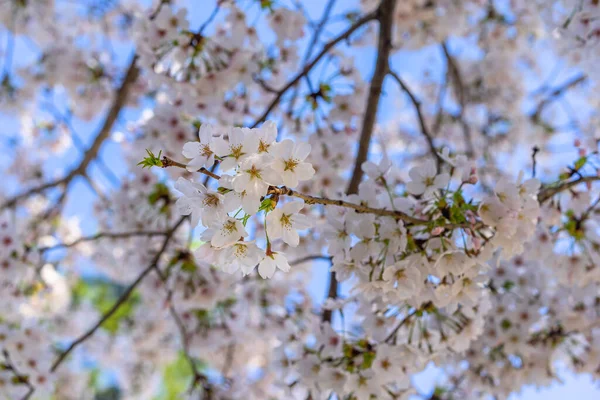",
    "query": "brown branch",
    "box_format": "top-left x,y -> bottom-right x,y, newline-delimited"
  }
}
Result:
290,255 -> 332,266
153,266 -> 213,396
269,186 -> 427,224
161,156 -> 221,180
388,69 -> 444,170
2,350 -> 35,400
531,74 -> 587,122
50,216 -> 187,373
322,0 -> 397,323
346,0 -> 396,195
441,42 -> 474,158
38,230 -> 169,252
538,175 -> 600,203
250,9 -> 378,128
163,157 -> 466,227
287,0 -> 337,113
1,56 -> 139,210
